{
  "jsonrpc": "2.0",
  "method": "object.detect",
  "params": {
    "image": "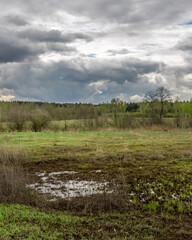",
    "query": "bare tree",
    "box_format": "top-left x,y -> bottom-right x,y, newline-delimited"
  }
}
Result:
145,87 -> 171,124
156,87 -> 171,122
